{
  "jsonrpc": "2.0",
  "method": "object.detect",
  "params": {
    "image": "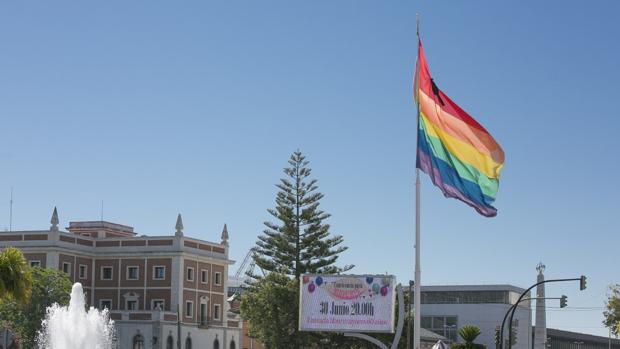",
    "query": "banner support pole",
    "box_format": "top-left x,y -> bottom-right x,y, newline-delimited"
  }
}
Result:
344,284 -> 405,349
